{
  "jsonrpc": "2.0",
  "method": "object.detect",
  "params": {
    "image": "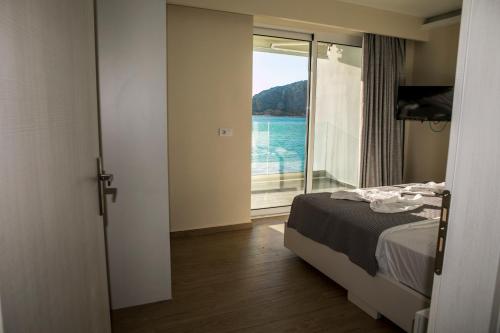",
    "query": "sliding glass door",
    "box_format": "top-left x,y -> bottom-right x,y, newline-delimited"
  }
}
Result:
251,34 -> 311,209
251,31 -> 363,211
311,42 -> 363,193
